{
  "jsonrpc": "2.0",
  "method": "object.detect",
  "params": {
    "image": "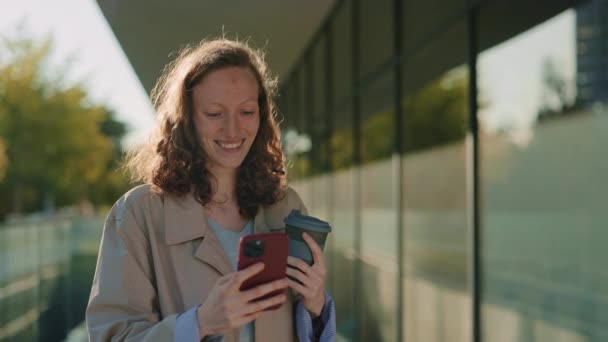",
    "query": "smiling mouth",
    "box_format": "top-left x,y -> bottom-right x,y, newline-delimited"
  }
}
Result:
216,139 -> 245,149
